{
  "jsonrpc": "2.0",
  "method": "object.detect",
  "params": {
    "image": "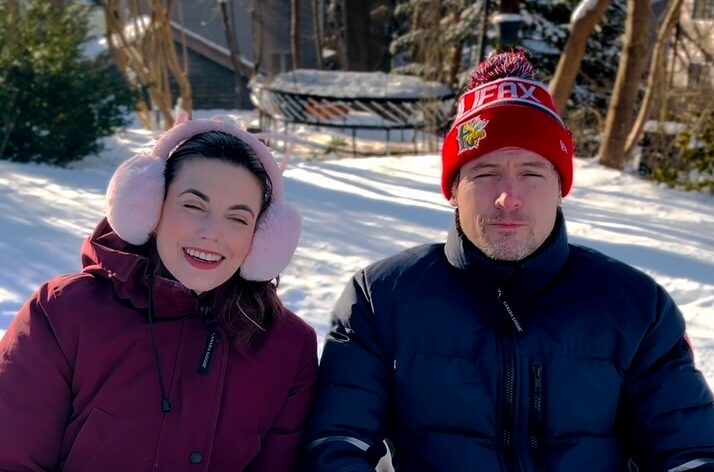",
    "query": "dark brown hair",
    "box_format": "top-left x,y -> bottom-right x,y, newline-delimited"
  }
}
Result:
164,130 -> 283,345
